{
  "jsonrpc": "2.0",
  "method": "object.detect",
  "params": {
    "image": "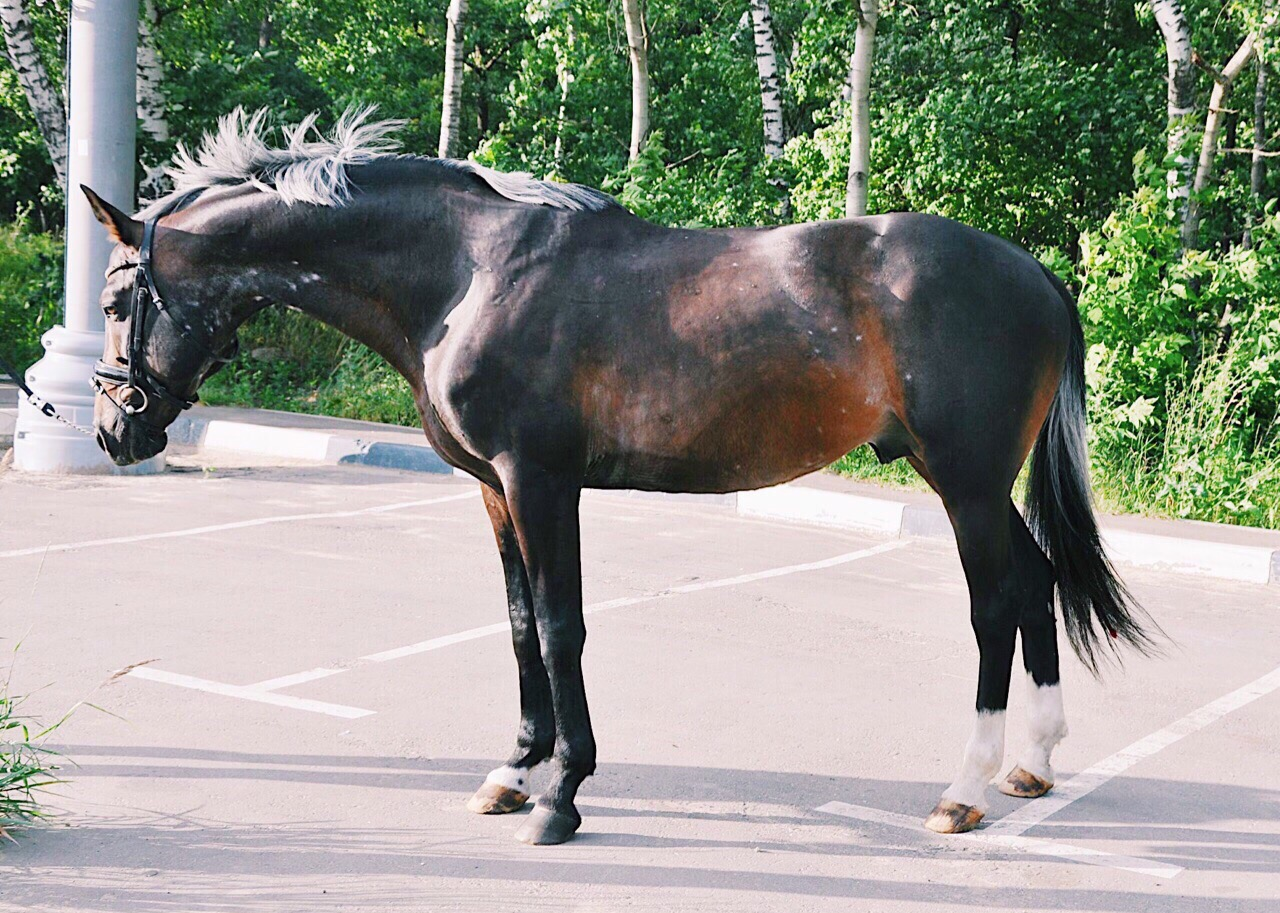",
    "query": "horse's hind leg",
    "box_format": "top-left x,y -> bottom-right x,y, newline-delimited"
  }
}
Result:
467,484 -> 556,815
924,491 -> 1024,834
999,508 -> 1066,799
